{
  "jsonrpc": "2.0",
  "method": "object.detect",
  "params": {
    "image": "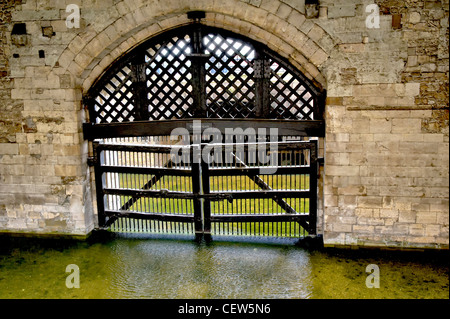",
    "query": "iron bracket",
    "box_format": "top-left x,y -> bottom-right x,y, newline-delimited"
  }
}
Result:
87,156 -> 97,167
200,193 -> 233,203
